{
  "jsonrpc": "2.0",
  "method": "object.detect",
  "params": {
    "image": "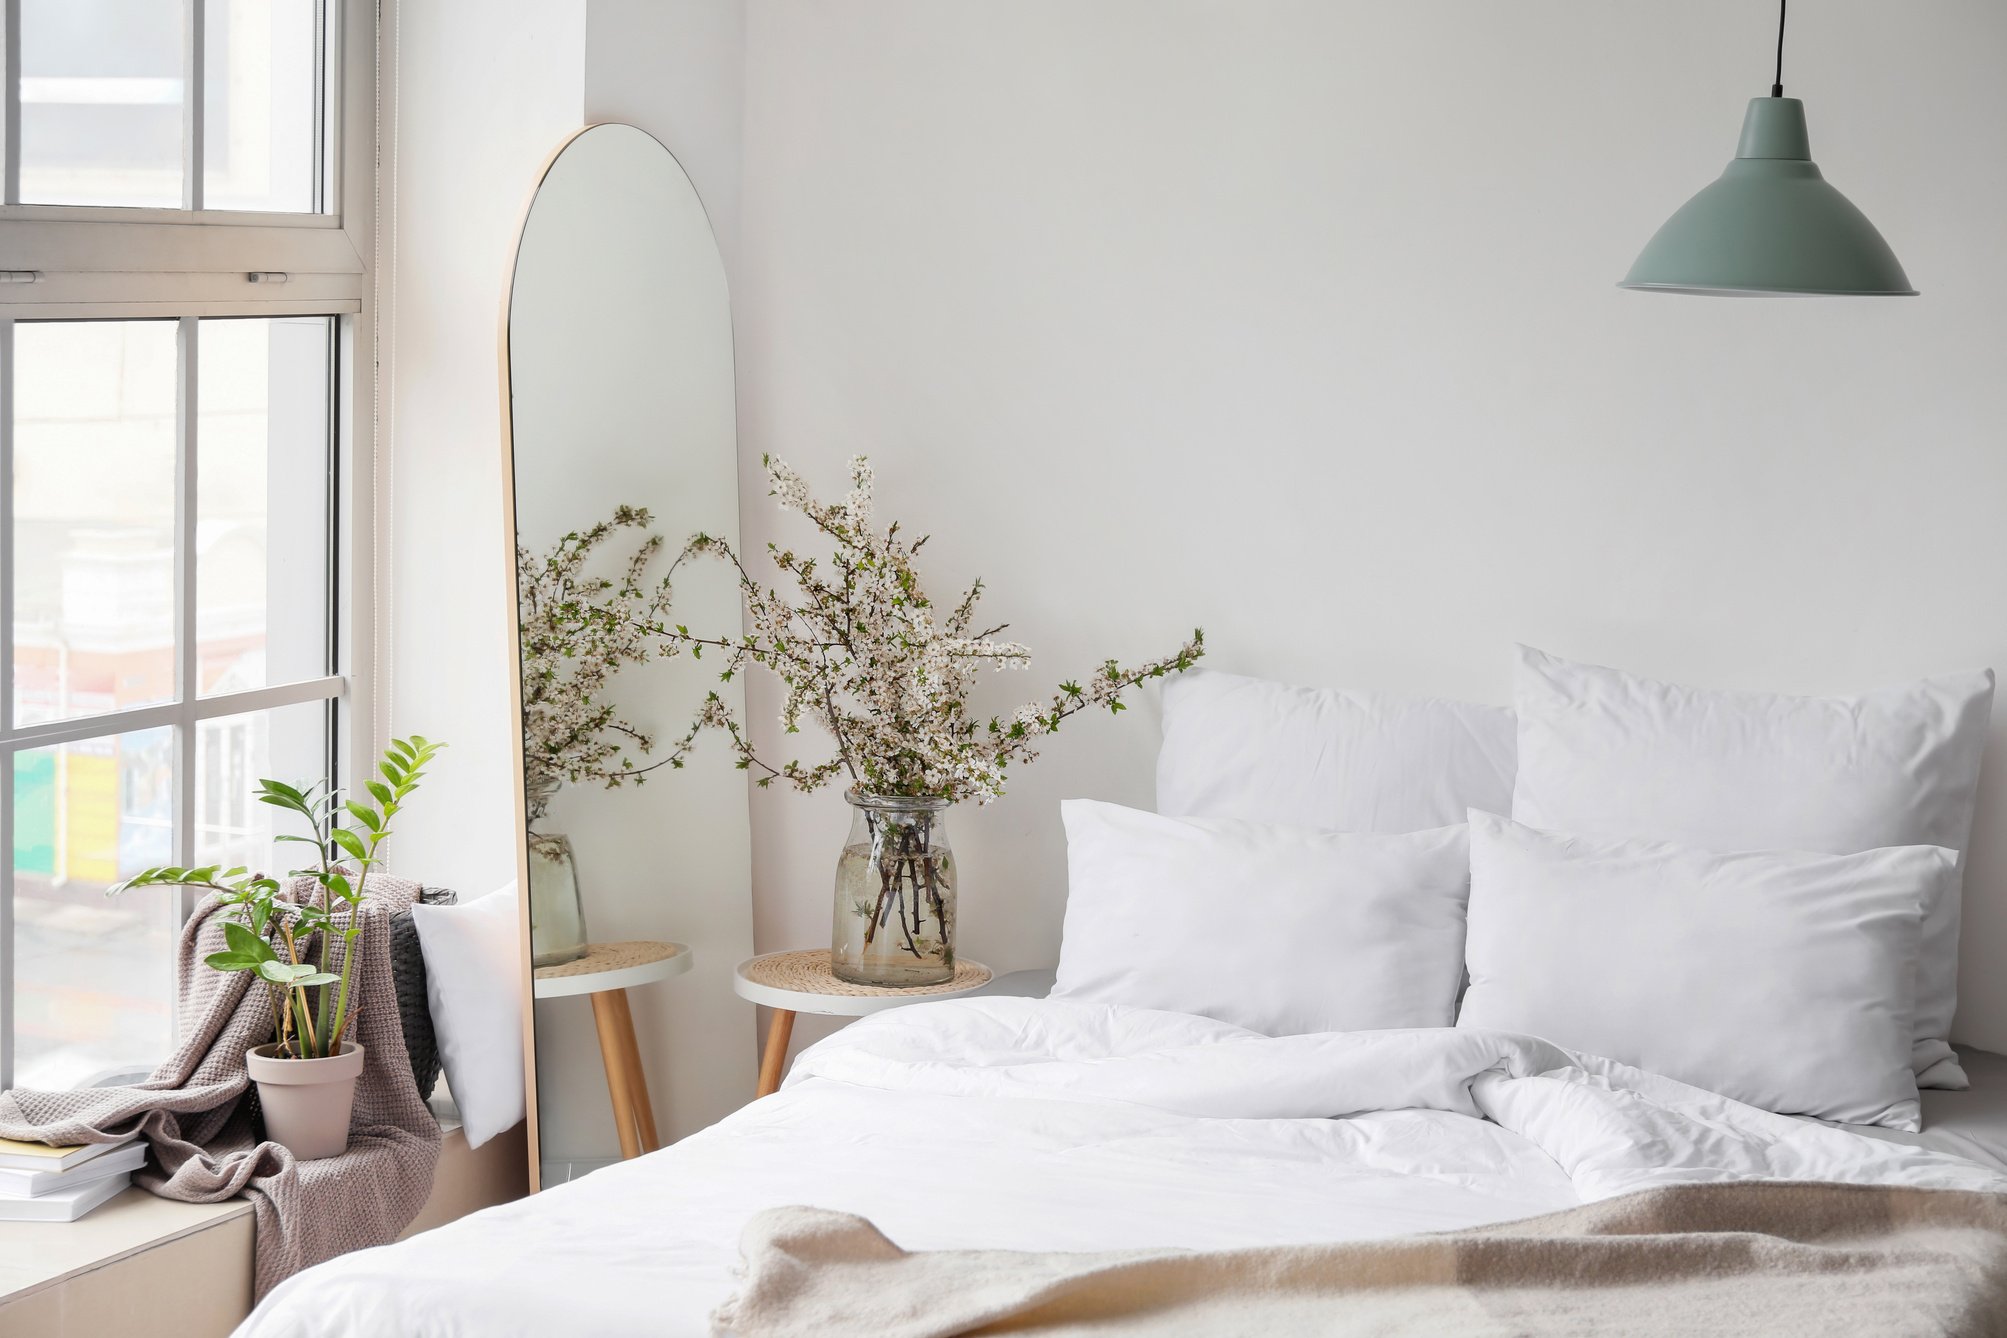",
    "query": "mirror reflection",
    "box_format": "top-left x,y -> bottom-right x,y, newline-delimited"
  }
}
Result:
501,123 -> 754,1188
